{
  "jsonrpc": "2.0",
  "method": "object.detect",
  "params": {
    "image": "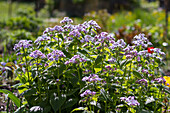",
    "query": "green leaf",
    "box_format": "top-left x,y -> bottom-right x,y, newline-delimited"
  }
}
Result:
95,55 -> 103,65
0,89 -> 21,107
21,88 -> 37,96
120,60 -> 131,69
133,71 -> 143,79
47,41 -> 57,47
94,68 -> 102,73
100,89 -> 107,101
164,89 -> 170,94
116,69 -> 124,75
44,106 -> 51,113
78,49 -> 89,55
50,93 -> 66,113
31,70 -> 37,79
71,107 -> 88,113
47,65 -> 57,71
62,50 -> 72,58
62,98 -> 78,109
58,34 -> 64,40
66,88 -> 79,96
